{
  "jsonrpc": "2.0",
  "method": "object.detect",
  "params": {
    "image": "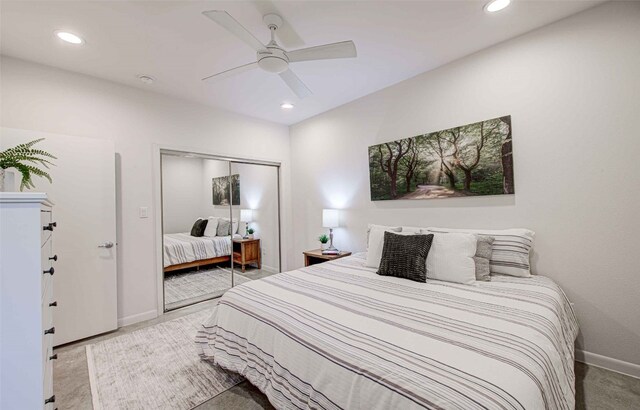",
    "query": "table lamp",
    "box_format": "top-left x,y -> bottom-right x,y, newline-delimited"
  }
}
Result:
241,209 -> 253,238
322,209 -> 339,254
